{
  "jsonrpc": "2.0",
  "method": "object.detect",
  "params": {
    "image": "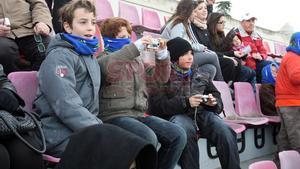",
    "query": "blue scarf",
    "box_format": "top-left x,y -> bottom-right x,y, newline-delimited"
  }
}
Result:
61,33 -> 99,55
171,63 -> 192,78
103,37 -> 131,52
286,32 -> 300,55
